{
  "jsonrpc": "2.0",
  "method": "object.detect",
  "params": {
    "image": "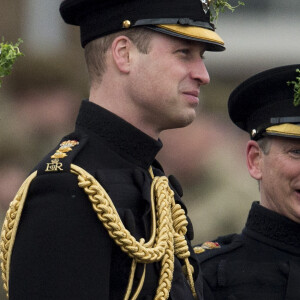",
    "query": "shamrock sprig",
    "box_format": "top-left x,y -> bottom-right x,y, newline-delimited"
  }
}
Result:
0,38 -> 24,87
210,0 -> 245,23
287,69 -> 300,107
